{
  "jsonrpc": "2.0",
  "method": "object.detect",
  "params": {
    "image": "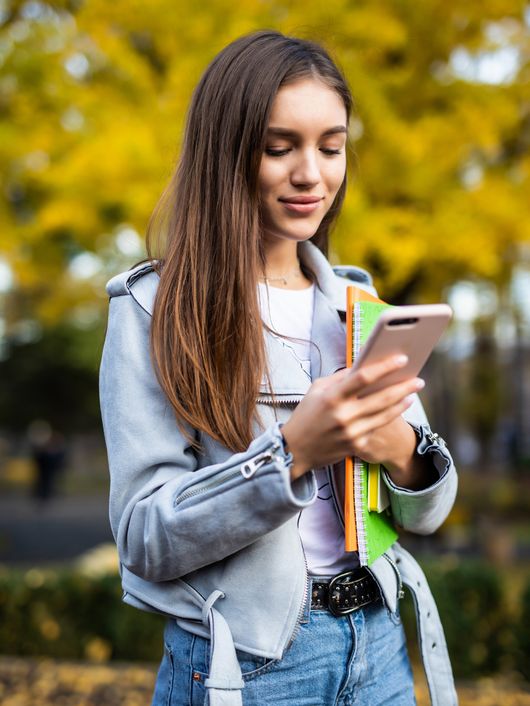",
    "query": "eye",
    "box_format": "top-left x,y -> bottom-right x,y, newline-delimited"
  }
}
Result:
320,148 -> 342,156
265,148 -> 291,157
